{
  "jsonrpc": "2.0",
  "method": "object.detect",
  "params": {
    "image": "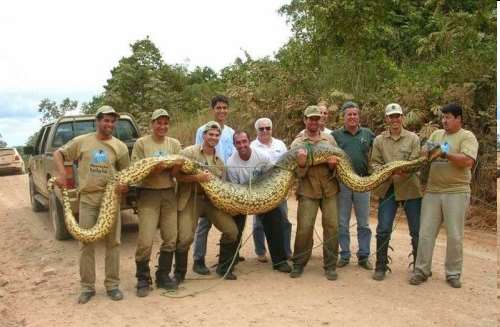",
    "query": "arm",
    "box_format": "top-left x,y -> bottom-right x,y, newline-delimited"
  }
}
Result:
444,153 -> 475,168
53,150 -> 68,188
370,138 -> 384,172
